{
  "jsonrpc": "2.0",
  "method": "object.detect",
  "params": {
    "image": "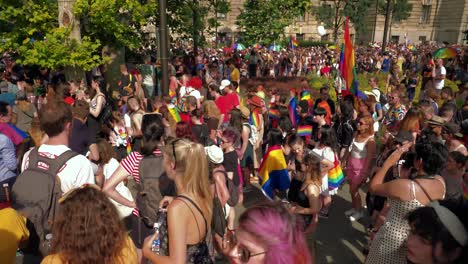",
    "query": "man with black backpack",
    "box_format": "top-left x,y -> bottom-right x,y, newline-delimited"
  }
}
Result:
13,100 -> 95,257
